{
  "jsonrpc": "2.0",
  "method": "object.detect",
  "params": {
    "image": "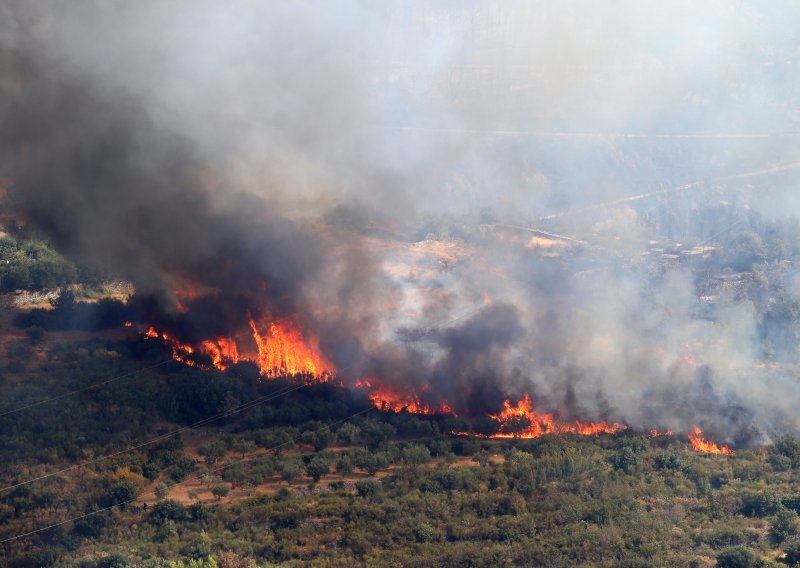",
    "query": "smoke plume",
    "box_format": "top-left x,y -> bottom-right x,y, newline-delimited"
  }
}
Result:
3,1 -> 800,446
